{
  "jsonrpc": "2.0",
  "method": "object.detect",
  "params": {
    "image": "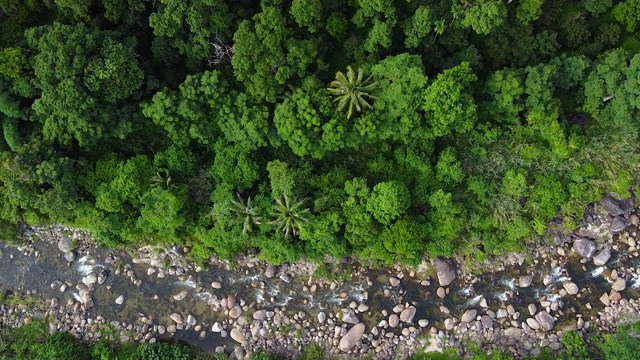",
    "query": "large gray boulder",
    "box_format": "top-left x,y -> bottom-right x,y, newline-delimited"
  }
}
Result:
434,258 -> 456,286
338,323 -> 365,352
610,217 -> 627,233
600,195 -> 632,216
573,238 -> 596,260
535,311 -> 554,331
